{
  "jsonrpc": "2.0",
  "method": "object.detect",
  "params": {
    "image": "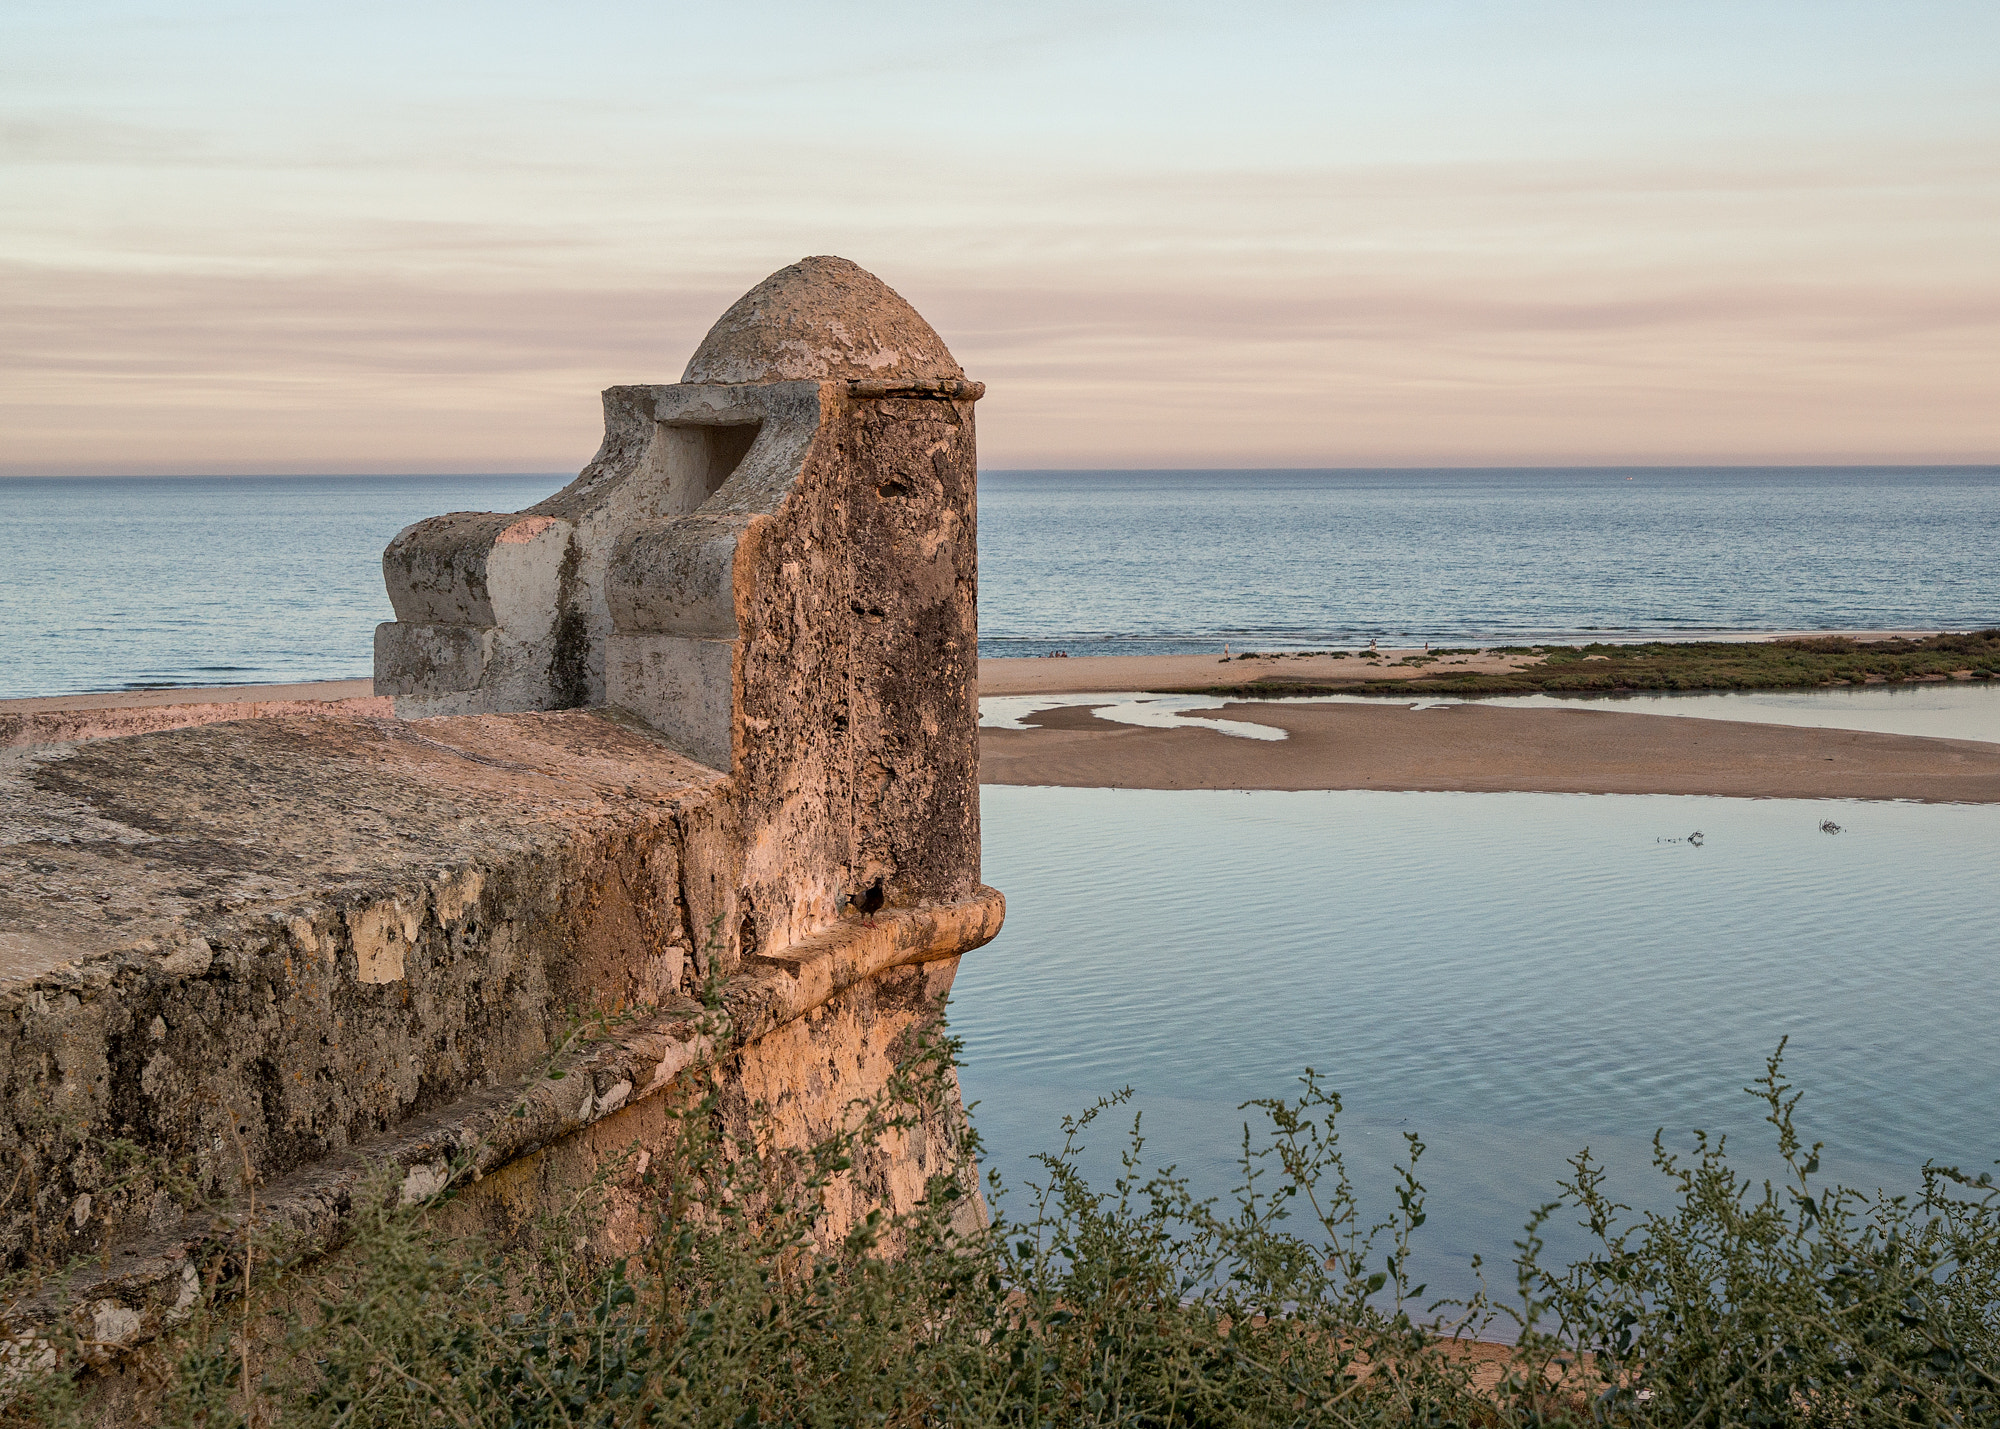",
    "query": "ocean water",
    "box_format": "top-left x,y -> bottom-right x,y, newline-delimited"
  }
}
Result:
2,474 -> 558,699
5,467 -> 1998,699
979,466 -> 2000,656
954,787 -> 2000,1312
